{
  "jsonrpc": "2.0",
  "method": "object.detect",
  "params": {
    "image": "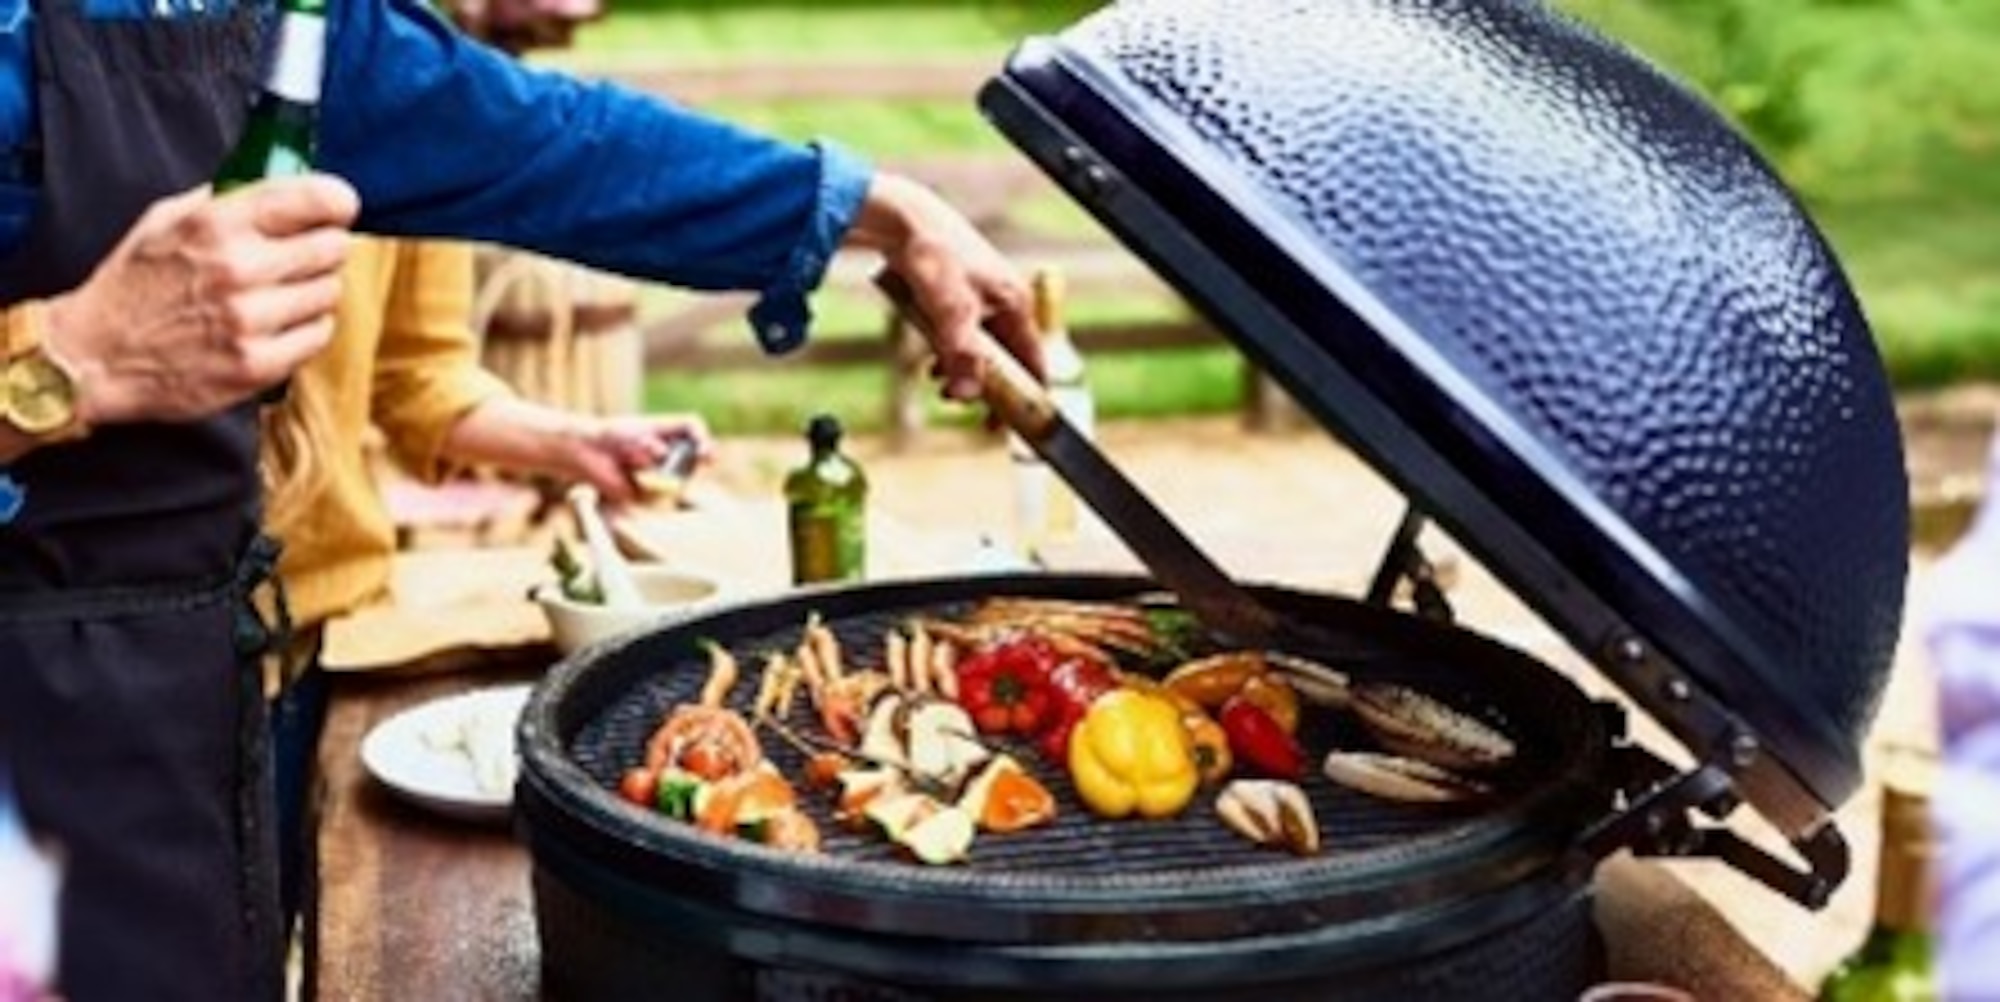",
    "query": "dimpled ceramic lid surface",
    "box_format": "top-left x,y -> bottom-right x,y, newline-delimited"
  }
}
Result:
987,0 -> 1908,807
